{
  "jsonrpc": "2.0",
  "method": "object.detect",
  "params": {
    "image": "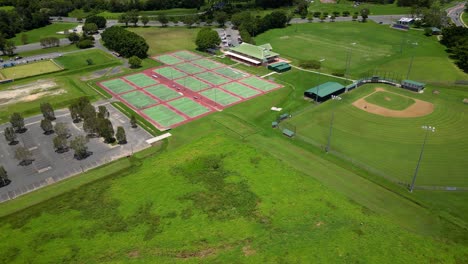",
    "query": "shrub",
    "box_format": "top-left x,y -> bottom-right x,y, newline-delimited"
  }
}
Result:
76,39 -> 93,49
299,60 -> 321,69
